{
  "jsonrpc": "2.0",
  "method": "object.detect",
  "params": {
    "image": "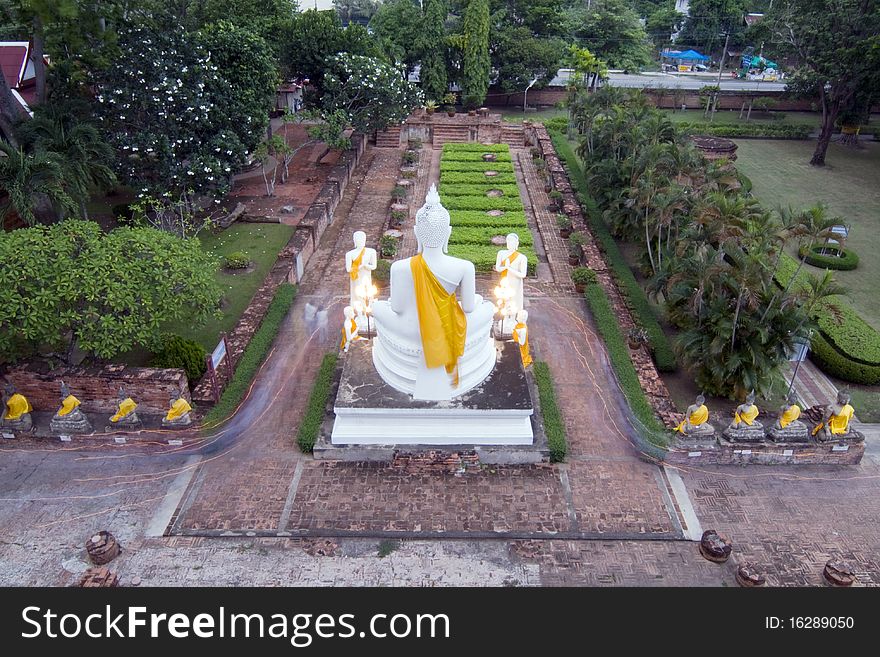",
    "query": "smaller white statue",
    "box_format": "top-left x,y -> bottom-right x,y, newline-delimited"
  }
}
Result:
512,309 -> 533,368
339,305 -> 365,353
345,231 -> 377,313
494,233 -> 527,319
